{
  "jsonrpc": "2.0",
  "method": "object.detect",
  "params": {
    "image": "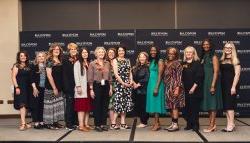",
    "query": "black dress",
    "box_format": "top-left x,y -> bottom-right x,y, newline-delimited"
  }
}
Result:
13,65 -> 31,110
220,63 -> 239,110
182,60 -> 204,129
